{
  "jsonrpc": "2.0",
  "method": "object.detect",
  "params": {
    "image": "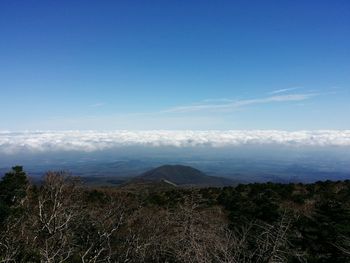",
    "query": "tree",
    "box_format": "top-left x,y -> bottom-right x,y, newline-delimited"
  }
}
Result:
0,166 -> 29,223
0,166 -> 31,262
32,171 -> 81,262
